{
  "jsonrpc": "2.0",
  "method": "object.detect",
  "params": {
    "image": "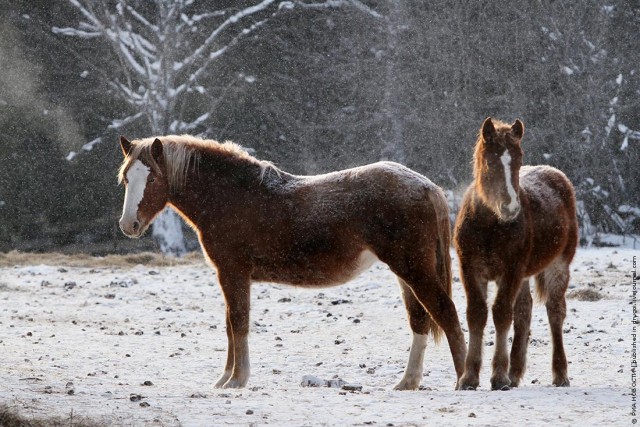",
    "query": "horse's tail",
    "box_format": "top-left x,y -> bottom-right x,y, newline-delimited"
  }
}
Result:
429,187 -> 453,344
